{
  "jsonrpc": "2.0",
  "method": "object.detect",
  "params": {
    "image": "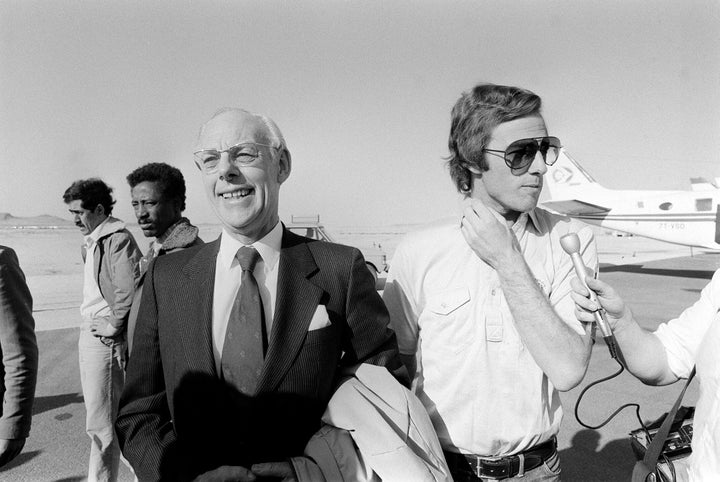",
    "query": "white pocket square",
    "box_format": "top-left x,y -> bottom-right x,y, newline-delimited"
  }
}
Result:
308,305 -> 332,331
